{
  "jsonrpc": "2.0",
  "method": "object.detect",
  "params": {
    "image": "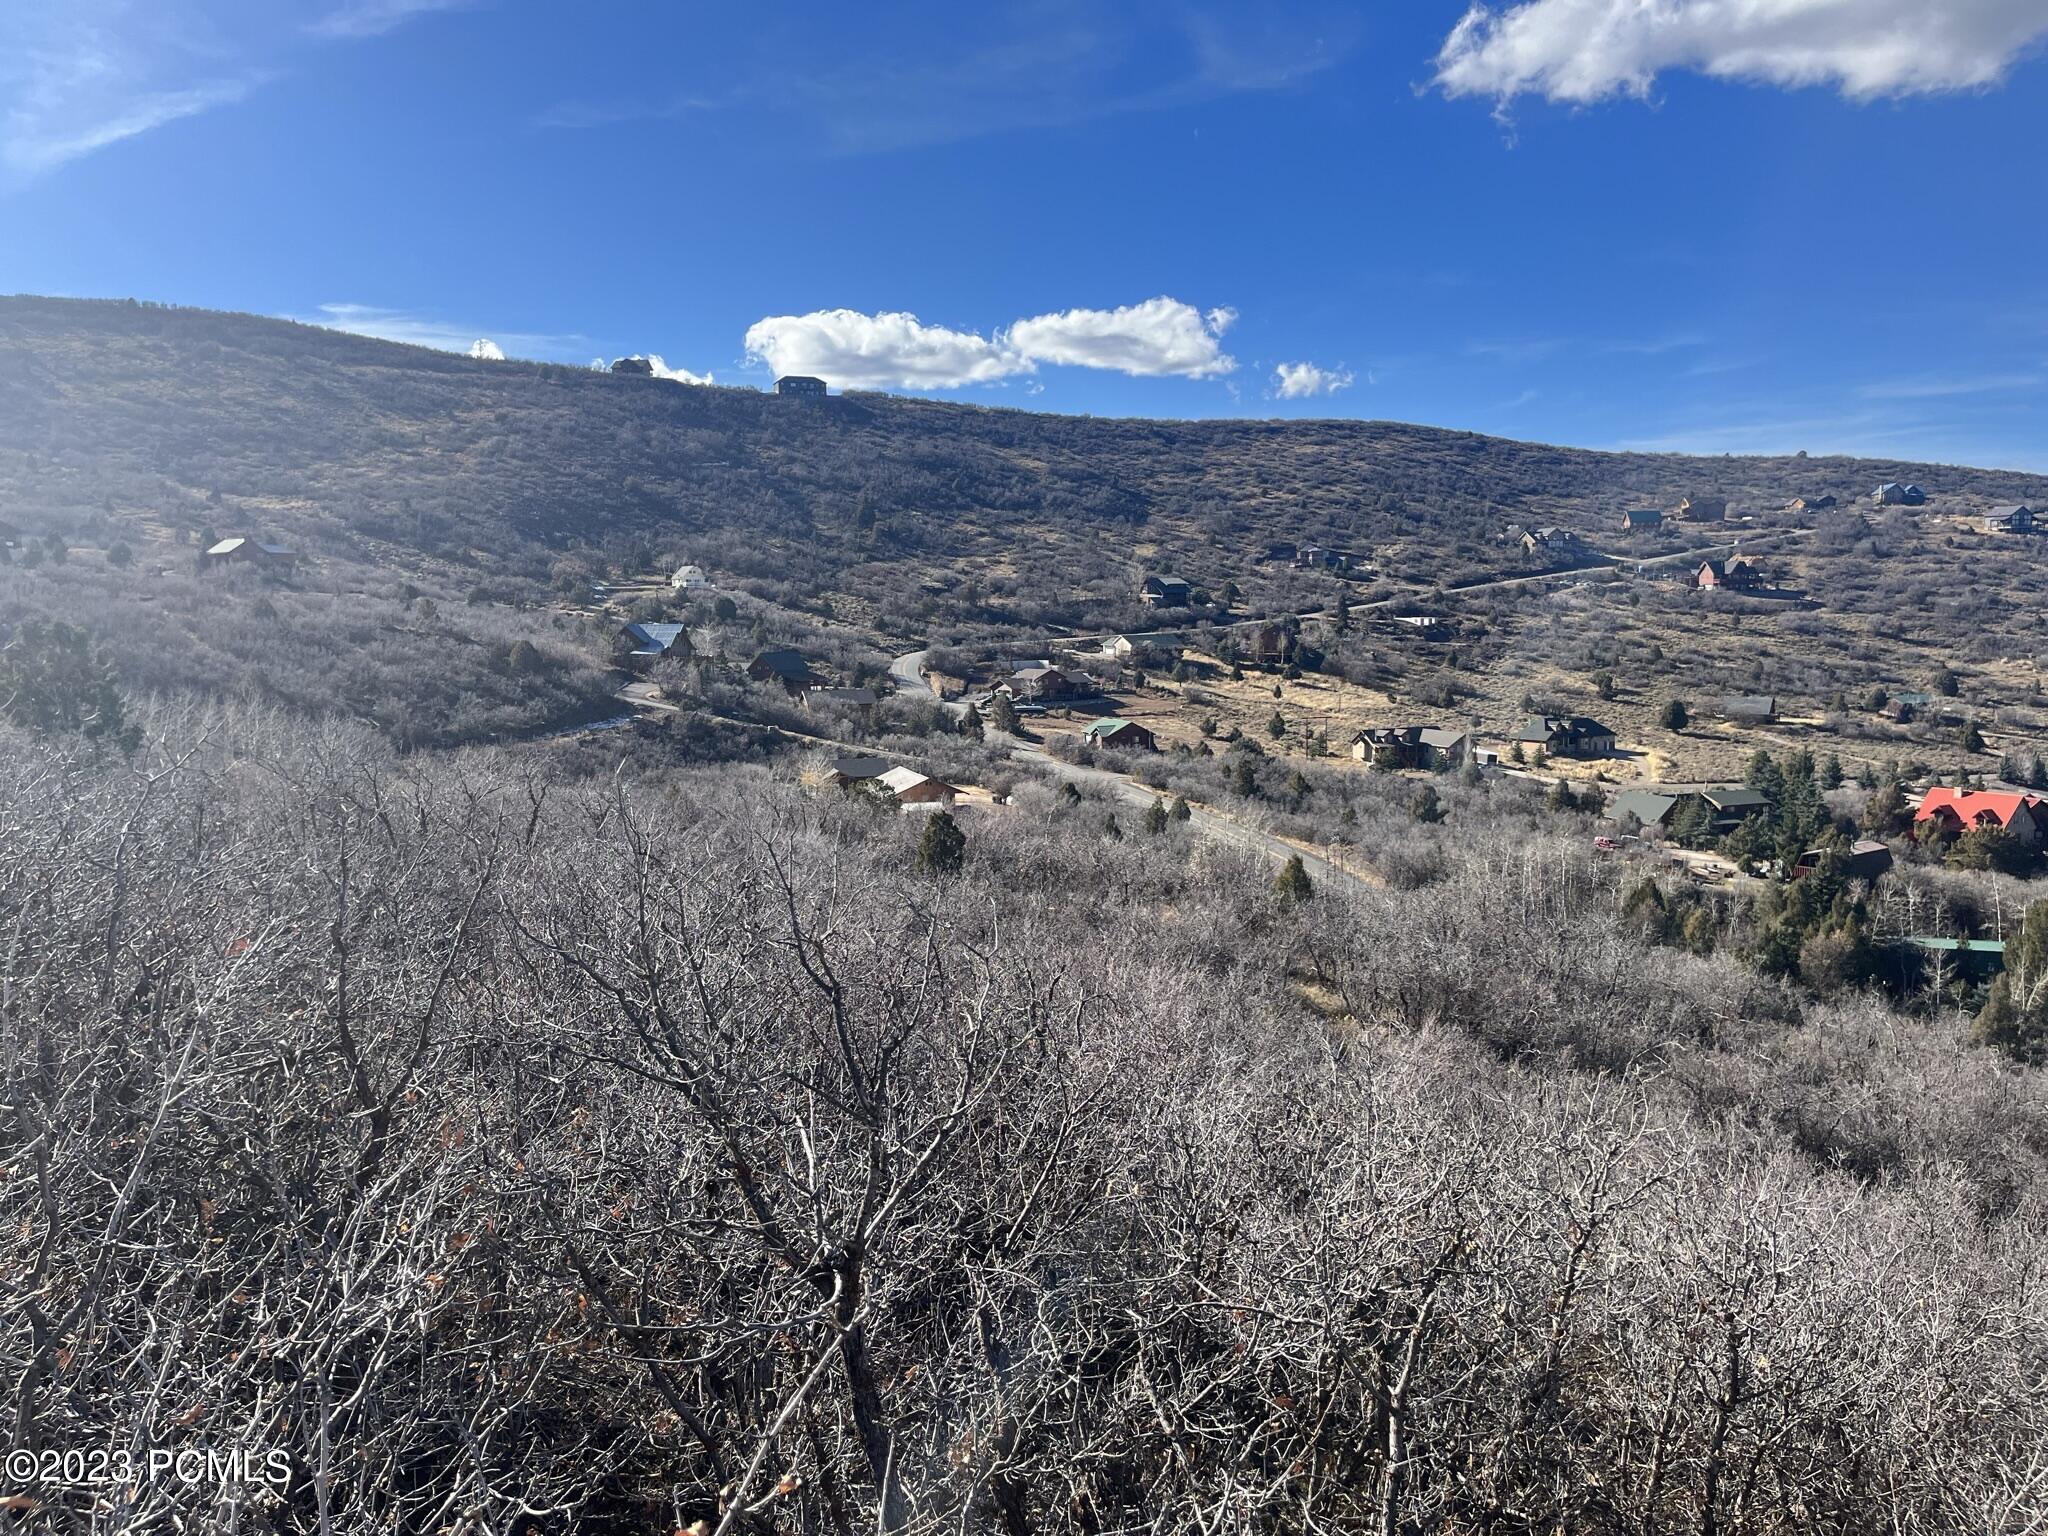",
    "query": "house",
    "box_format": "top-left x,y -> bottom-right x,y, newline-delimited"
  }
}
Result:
203,536 -> 297,569
610,357 -> 654,376
805,686 -> 879,711
1718,694 -> 1778,723
1792,840 -> 1894,883
747,648 -> 823,691
1873,483 -> 1926,506
1914,788 -> 2047,848
1786,494 -> 1838,512
1522,526 -> 1585,558
1350,726 -> 1471,771
1677,496 -> 1727,522
1697,558 -> 1765,591
1246,621 -> 1297,665
669,563 -> 710,591
827,755 -> 893,788
775,375 -> 827,397
1622,508 -> 1664,532
1986,505 -> 2035,534
615,621 -> 691,664
1084,718 -> 1158,752
1697,787 -> 1772,832
1608,789 -> 1681,832
878,767 -> 958,806
1293,545 -> 1354,571
1515,716 -> 1617,758
1103,632 -> 1183,665
1001,664 -> 1086,702
1138,574 -> 1193,609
